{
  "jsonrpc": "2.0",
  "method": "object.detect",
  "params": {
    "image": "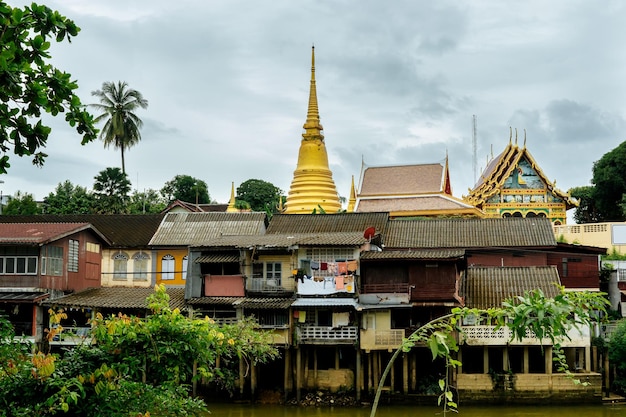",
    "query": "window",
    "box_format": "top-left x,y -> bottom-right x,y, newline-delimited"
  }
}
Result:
41,246 -> 63,276
113,252 -> 129,280
182,255 -> 188,280
161,254 -> 175,280
86,242 -> 100,253
133,252 -> 149,280
68,240 -> 79,272
266,262 -> 281,280
0,256 -> 37,275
